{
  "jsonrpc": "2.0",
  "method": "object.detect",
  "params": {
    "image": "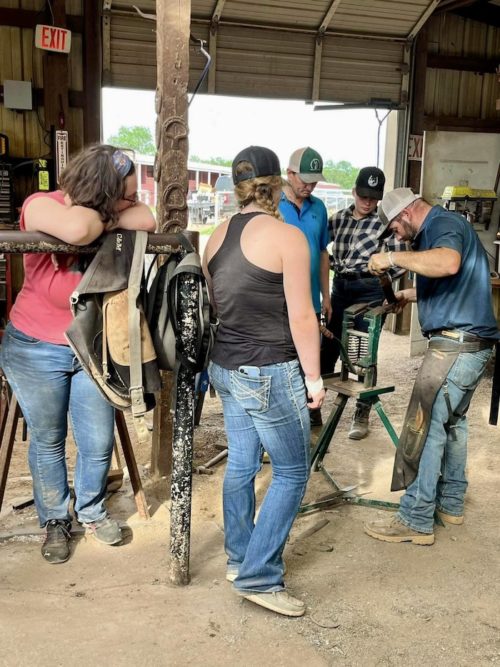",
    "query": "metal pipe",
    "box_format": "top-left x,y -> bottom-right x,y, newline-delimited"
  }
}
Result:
0,231 -> 198,254
169,272 -> 198,585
